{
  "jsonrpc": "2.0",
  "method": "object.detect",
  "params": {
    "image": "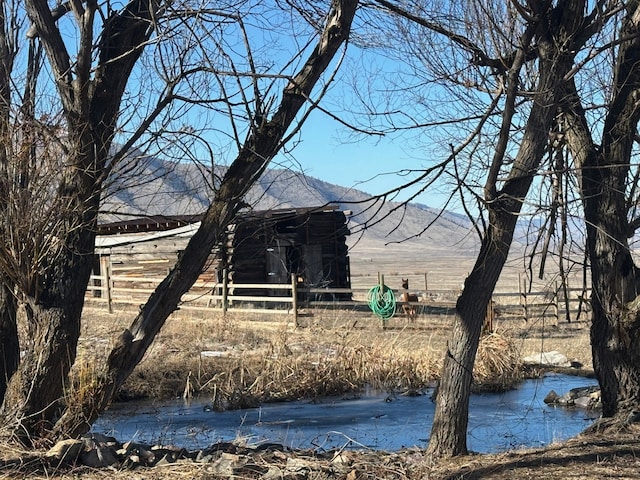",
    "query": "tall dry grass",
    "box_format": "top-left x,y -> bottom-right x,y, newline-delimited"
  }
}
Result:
70,305 -> 551,411
474,332 -> 523,391
117,311 -> 445,408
